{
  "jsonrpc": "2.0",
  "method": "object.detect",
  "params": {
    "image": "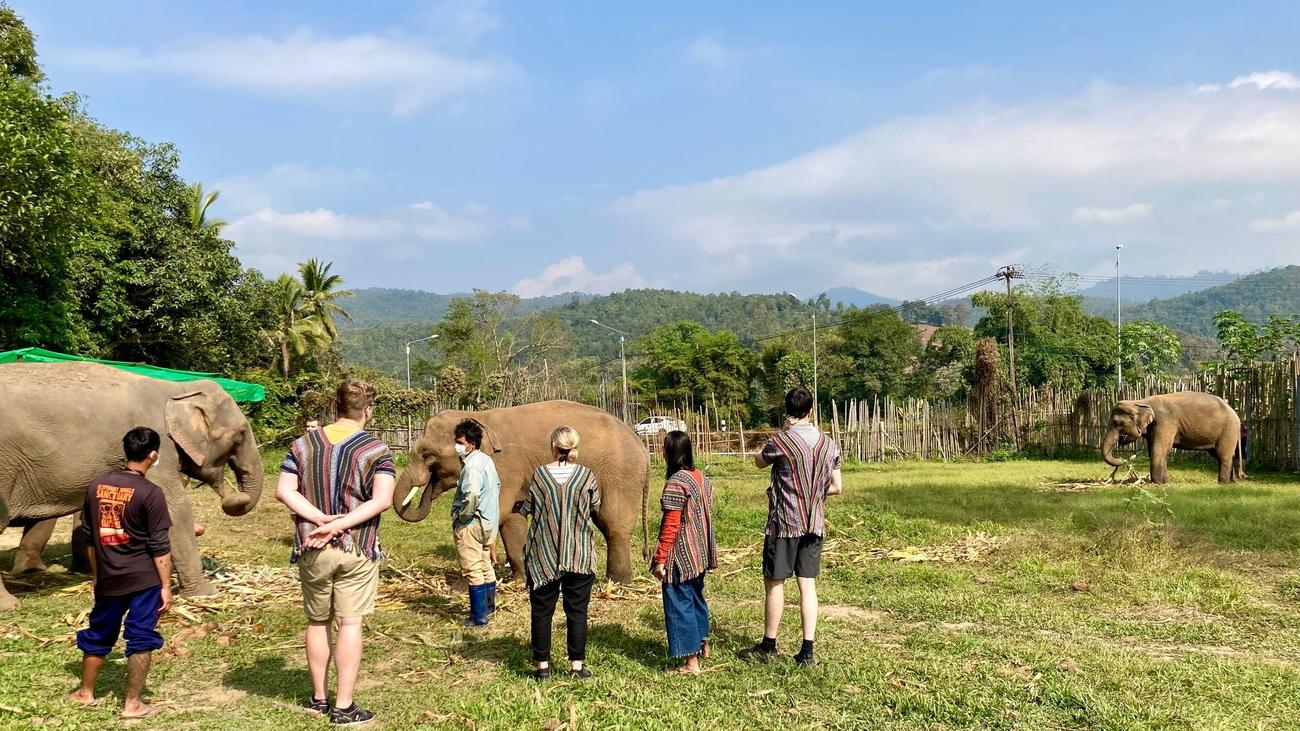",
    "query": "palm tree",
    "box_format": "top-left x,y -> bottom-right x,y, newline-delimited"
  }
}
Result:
188,181 -> 227,234
263,274 -> 329,379
298,258 -> 354,338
